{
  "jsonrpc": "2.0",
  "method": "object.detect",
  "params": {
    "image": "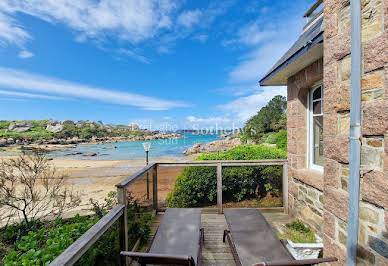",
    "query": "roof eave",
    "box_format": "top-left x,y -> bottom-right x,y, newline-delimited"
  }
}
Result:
259,32 -> 324,86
